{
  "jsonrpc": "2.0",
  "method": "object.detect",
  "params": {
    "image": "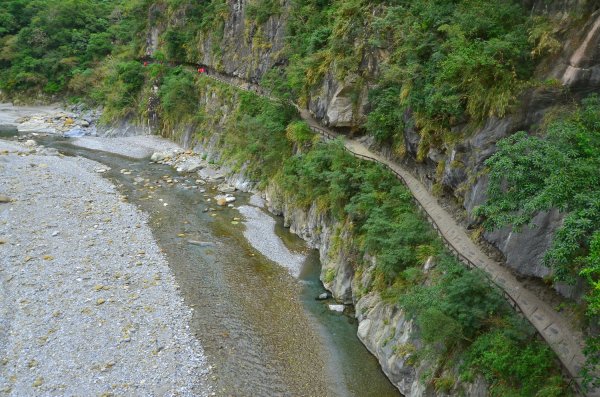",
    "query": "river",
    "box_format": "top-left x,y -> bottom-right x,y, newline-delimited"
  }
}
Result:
6,128 -> 400,397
